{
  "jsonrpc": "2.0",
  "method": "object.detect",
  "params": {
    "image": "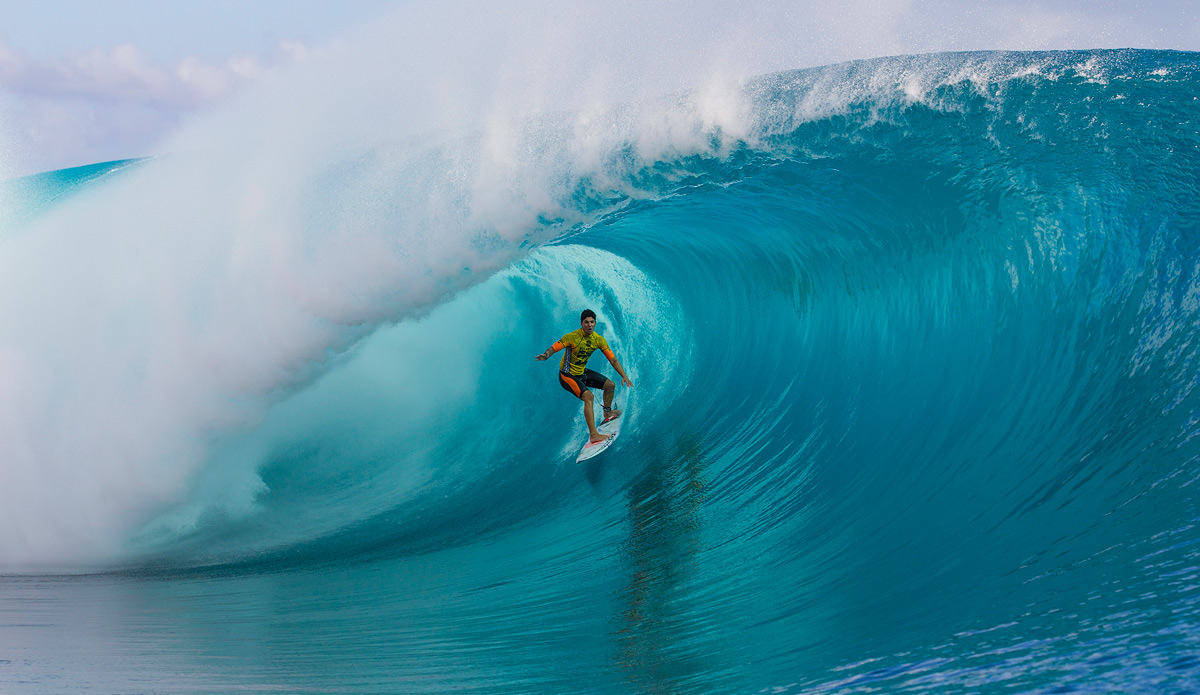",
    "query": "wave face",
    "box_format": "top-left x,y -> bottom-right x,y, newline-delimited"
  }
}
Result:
3,49 -> 1200,693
